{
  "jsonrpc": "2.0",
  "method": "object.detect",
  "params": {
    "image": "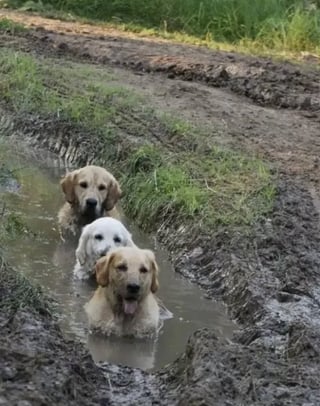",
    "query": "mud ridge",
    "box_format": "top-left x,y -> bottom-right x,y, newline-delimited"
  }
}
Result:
23,29 -> 320,111
2,108 -> 320,404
